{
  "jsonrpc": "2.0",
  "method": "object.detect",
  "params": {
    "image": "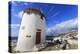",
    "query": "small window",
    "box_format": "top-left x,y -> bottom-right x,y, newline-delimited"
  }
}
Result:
26,35 -> 31,38
37,29 -> 41,31
41,16 -> 43,20
22,26 -> 25,30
